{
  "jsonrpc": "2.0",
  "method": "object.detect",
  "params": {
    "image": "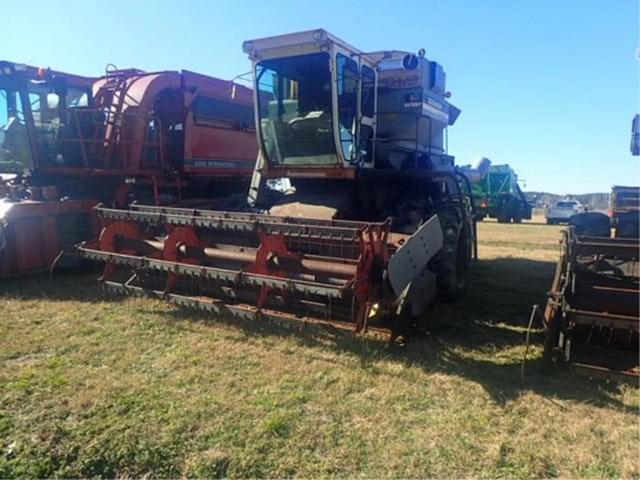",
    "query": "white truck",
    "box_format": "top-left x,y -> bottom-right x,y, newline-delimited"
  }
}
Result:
545,200 -> 585,224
